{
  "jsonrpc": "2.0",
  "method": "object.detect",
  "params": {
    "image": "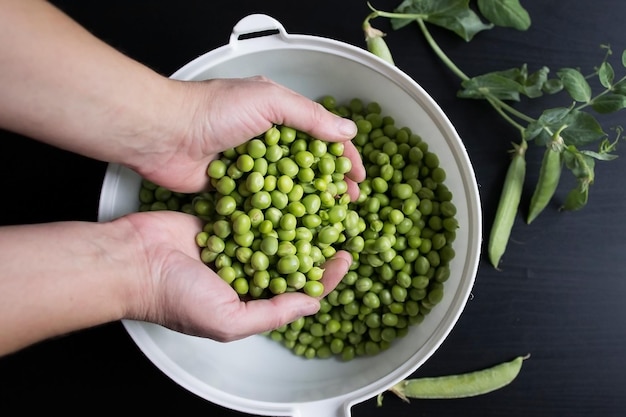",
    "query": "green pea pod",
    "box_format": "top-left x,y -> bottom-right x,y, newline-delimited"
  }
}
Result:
363,22 -> 395,65
380,354 -> 529,402
488,141 -> 527,269
526,137 -> 564,224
